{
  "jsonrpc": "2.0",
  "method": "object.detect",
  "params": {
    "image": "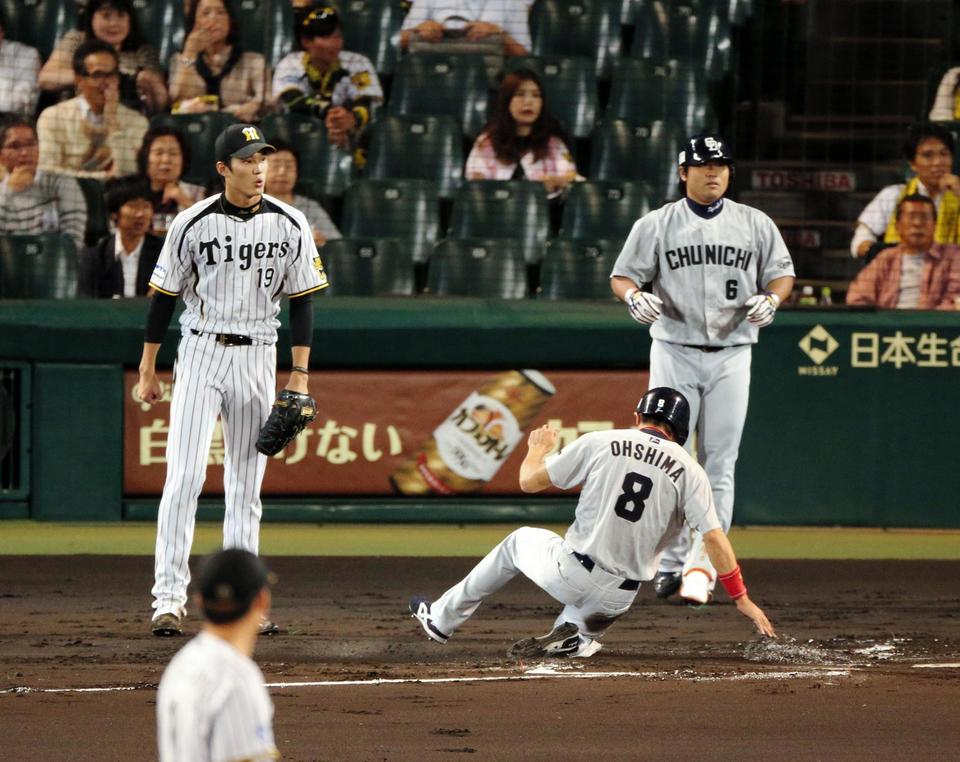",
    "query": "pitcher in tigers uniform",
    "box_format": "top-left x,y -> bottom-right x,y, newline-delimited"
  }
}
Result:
409,388 -> 775,659
137,123 -> 327,636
